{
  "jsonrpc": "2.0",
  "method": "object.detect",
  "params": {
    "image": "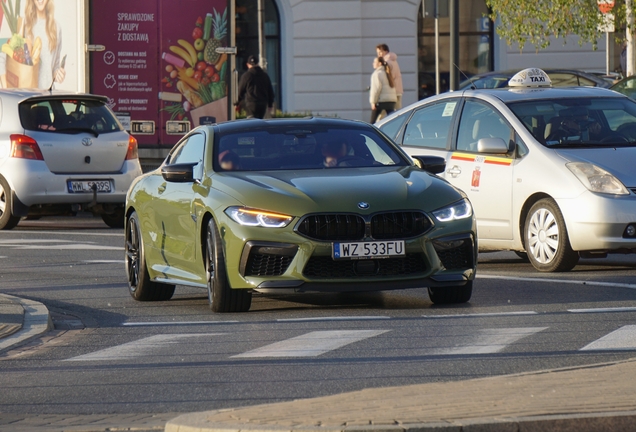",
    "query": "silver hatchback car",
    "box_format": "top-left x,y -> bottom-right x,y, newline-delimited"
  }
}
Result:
377,68 -> 636,272
0,89 -> 142,229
